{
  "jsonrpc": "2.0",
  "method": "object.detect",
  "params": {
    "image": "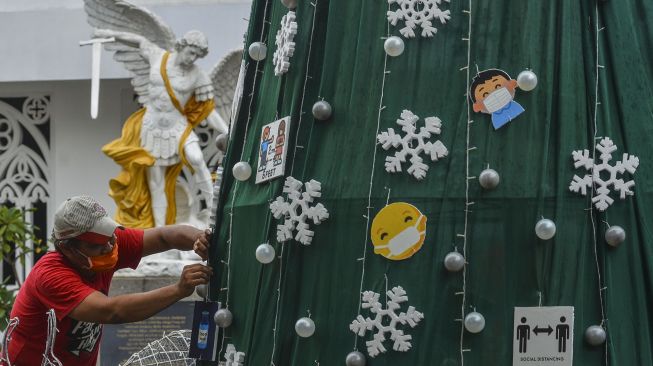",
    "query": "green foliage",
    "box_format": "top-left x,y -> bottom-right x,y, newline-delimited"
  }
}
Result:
0,206 -> 45,267
0,206 -> 45,330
